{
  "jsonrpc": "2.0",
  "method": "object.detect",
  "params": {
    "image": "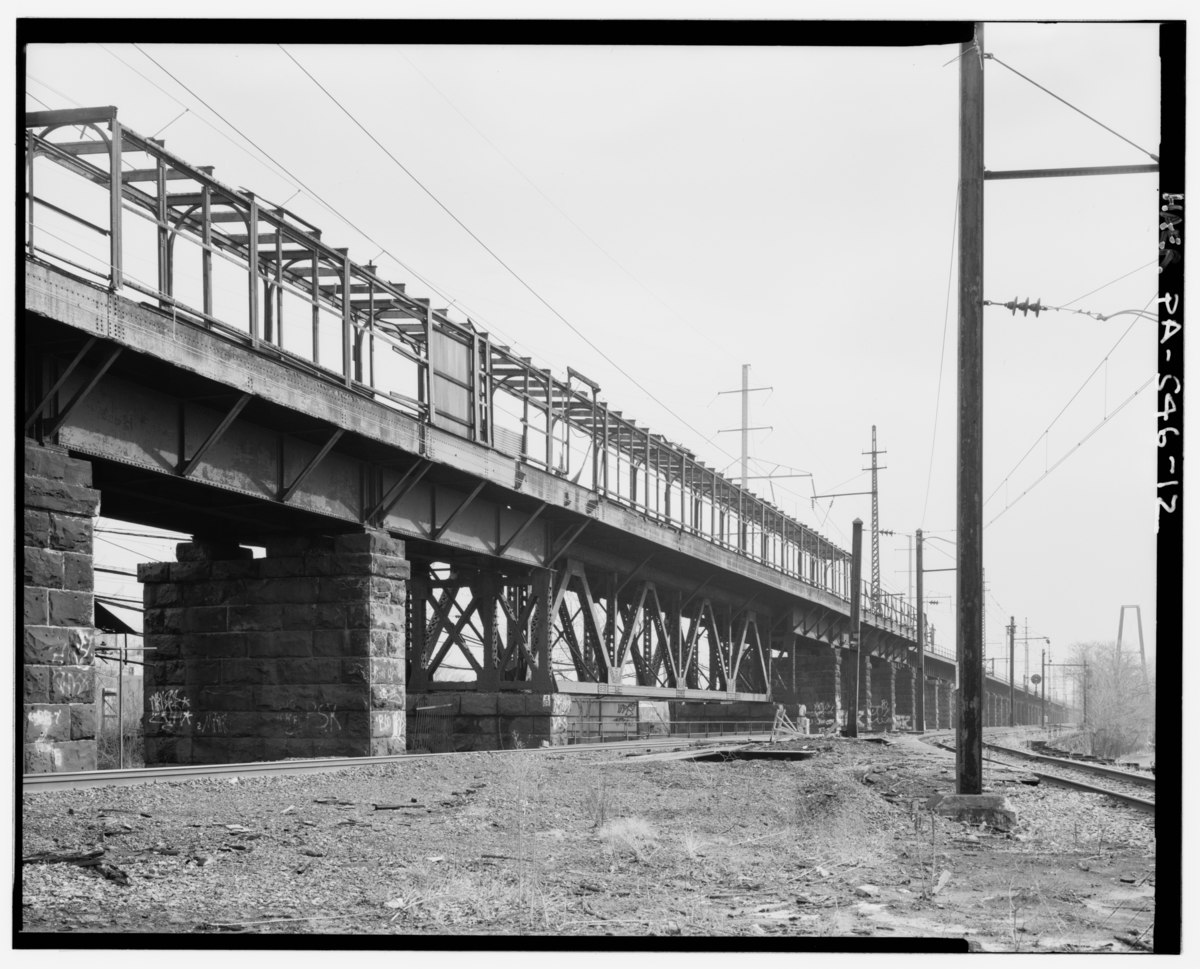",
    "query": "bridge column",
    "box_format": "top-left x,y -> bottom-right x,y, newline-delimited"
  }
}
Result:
869,657 -> 896,731
140,530 -> 409,764
792,641 -> 842,733
924,677 -> 939,731
893,664 -> 916,731
938,681 -> 952,729
23,441 -> 100,773
841,645 -> 872,732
